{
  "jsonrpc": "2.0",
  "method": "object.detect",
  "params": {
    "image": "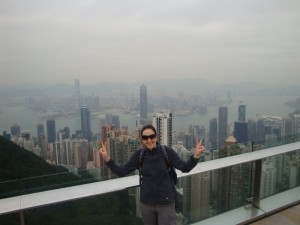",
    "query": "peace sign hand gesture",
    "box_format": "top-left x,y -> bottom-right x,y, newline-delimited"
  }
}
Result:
99,140 -> 110,162
194,137 -> 205,158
